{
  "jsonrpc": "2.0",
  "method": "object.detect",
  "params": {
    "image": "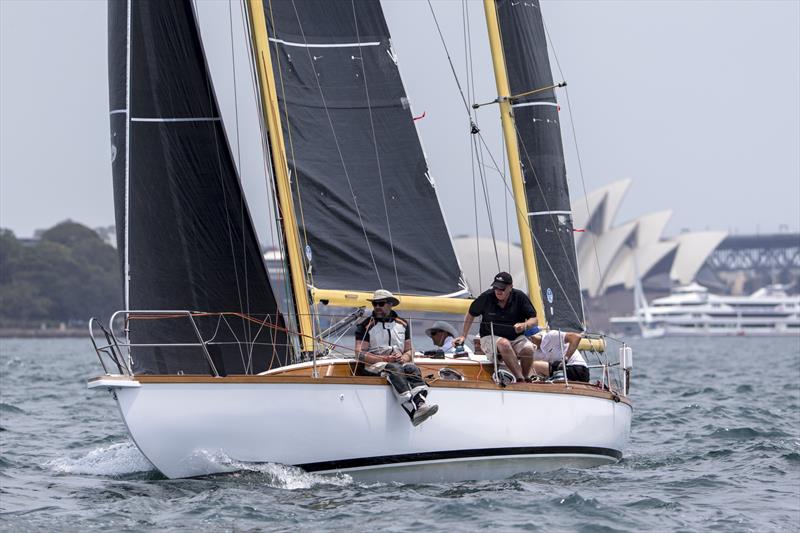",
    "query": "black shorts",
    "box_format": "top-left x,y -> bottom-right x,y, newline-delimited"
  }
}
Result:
549,361 -> 590,383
